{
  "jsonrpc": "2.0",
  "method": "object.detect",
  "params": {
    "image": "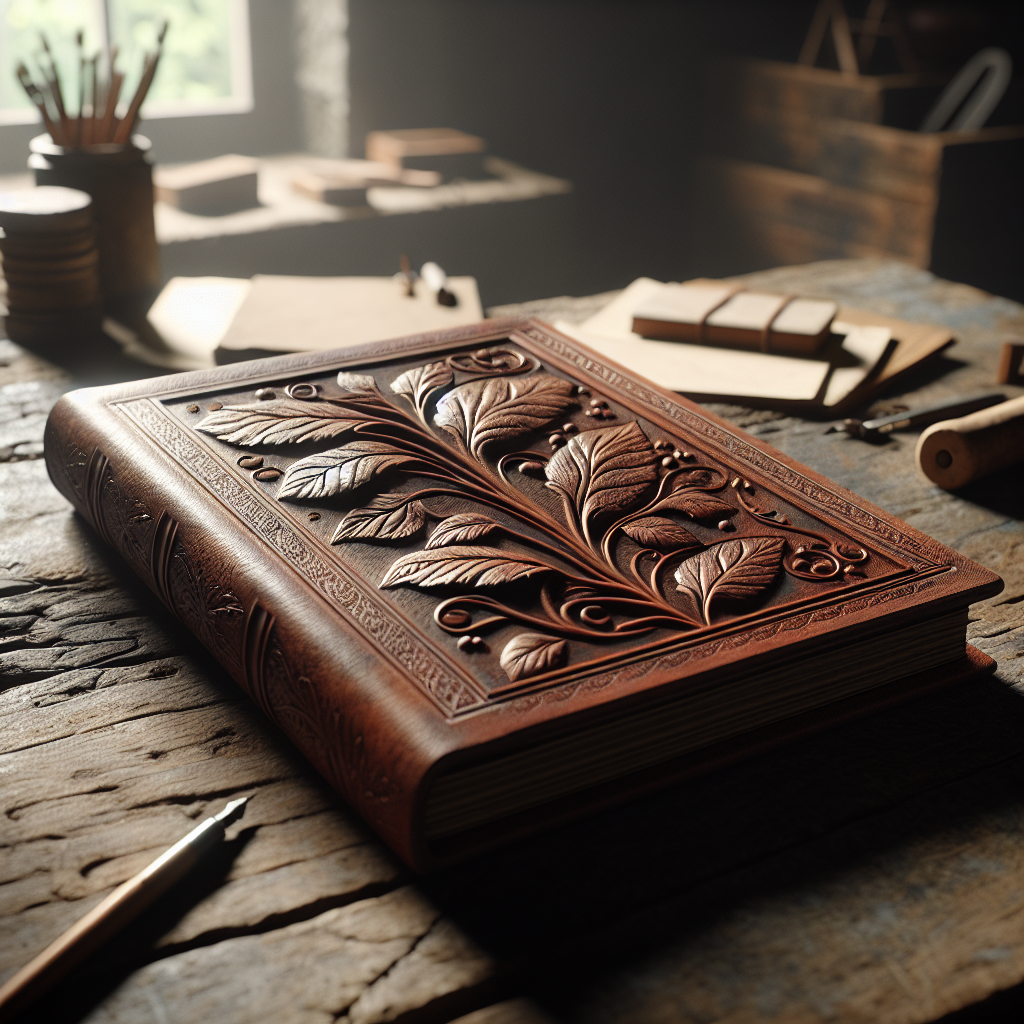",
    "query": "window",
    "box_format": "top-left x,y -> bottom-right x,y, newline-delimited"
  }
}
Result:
0,0 -> 252,126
